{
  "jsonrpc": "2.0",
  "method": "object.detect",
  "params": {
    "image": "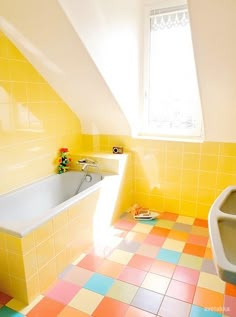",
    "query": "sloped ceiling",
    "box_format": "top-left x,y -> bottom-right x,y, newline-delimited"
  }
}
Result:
0,0 -> 142,135
2,0 -> 236,142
